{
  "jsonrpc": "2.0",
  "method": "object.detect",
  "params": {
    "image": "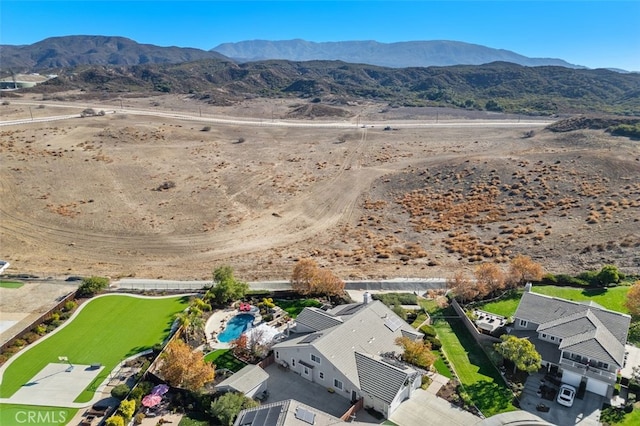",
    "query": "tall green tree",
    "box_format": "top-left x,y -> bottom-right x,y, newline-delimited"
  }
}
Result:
77,276 -> 110,297
210,392 -> 259,426
208,266 -> 249,305
597,264 -> 622,286
494,335 -> 541,374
